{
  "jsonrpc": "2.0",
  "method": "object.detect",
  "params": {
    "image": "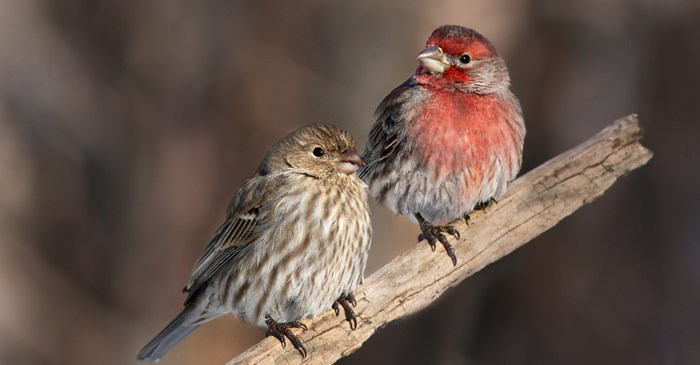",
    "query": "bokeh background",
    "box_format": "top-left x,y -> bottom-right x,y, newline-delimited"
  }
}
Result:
1,0 -> 698,364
